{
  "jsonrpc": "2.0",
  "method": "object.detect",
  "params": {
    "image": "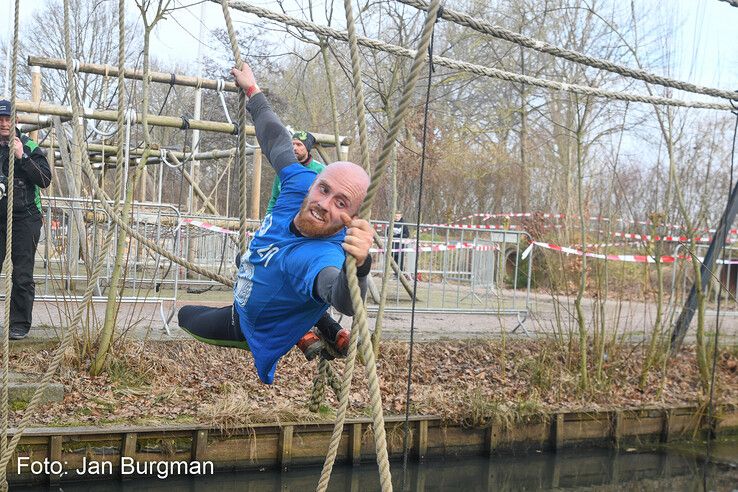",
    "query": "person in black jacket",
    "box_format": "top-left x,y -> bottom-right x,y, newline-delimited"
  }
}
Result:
391,211 -> 410,275
0,99 -> 52,340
